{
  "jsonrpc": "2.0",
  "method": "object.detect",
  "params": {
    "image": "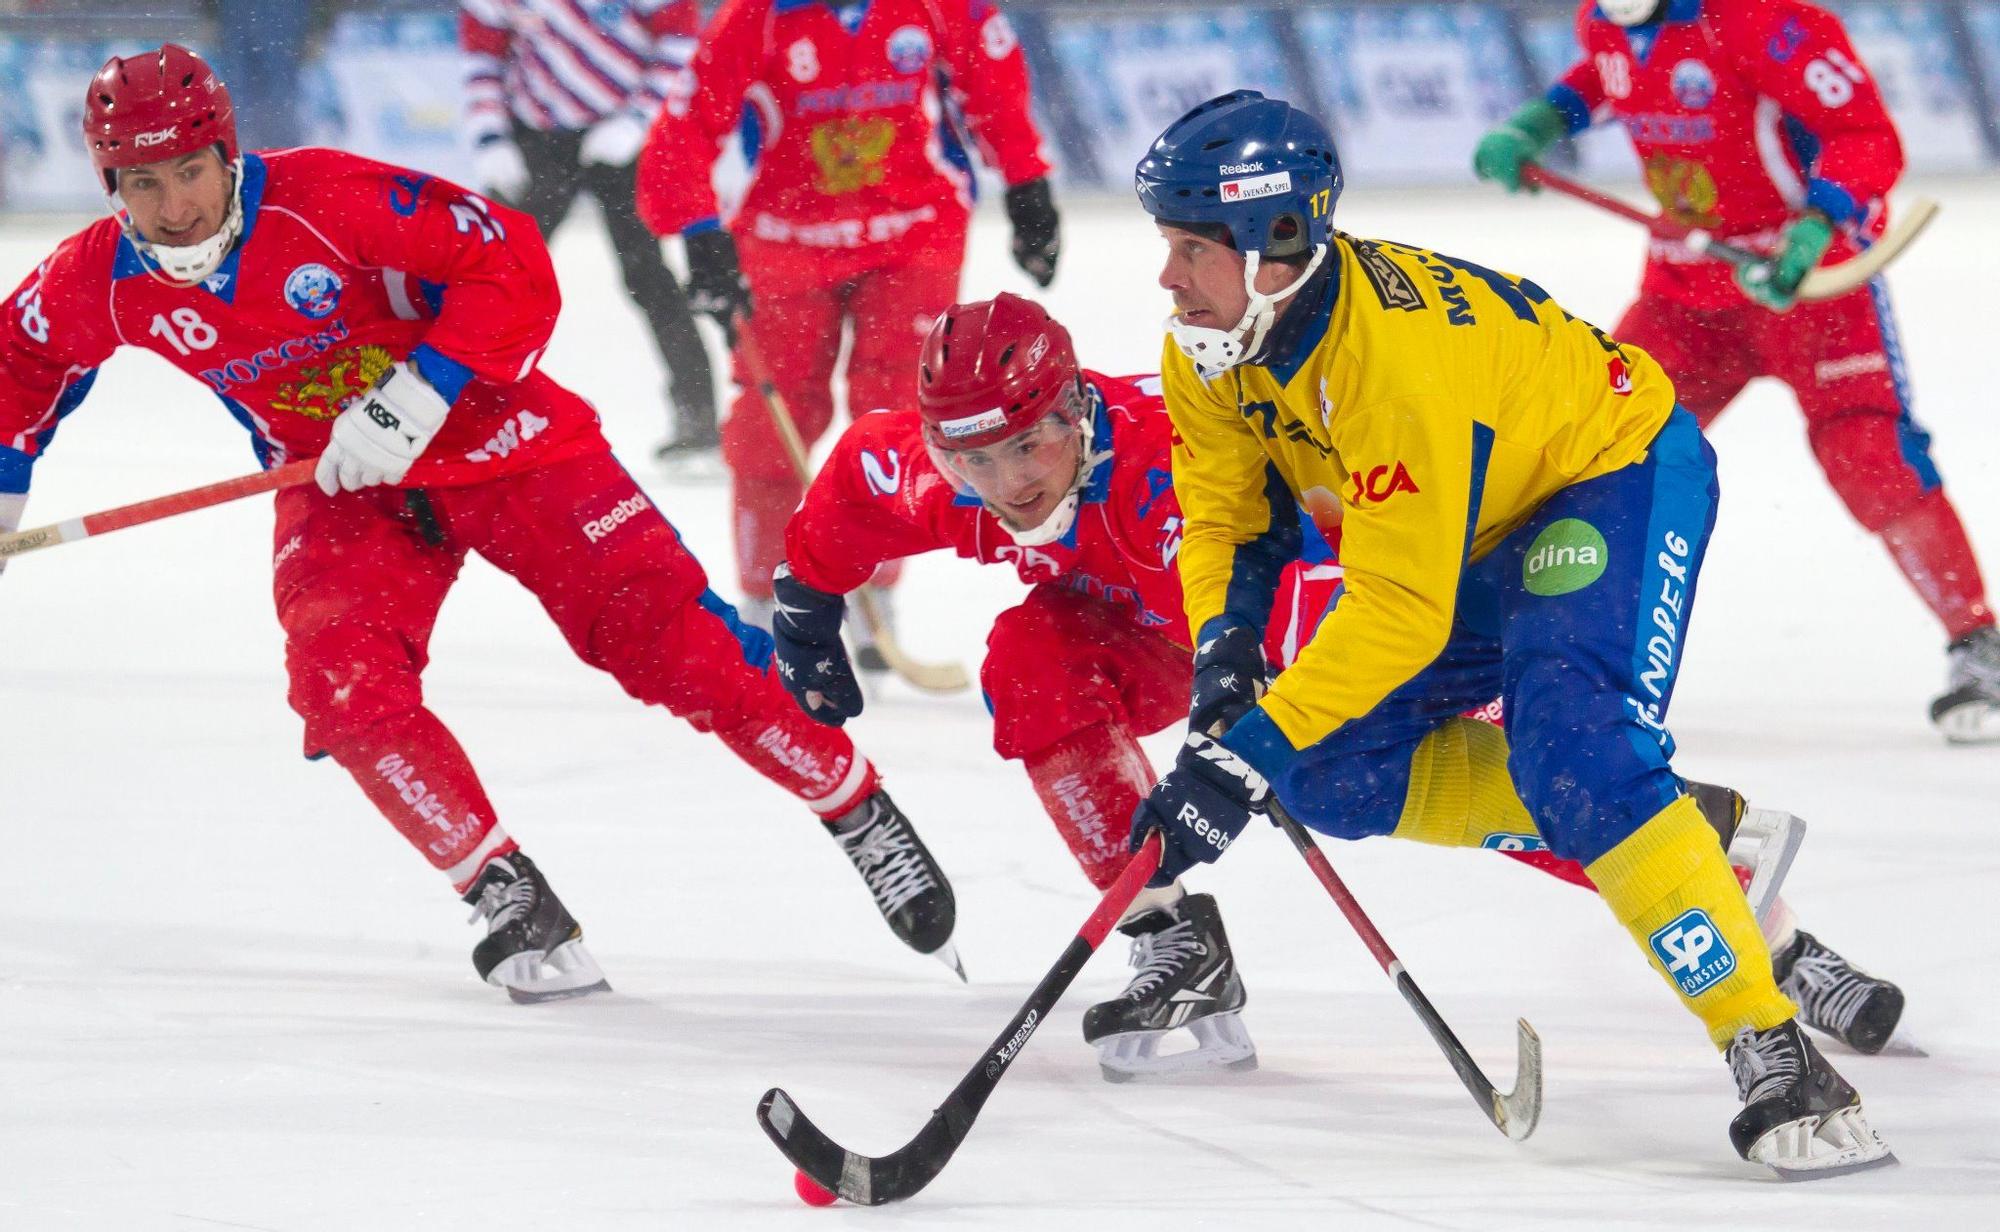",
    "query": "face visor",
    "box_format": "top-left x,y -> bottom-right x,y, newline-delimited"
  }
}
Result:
925,381 -> 1100,546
